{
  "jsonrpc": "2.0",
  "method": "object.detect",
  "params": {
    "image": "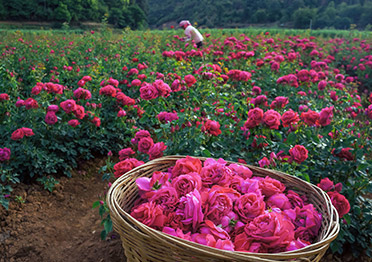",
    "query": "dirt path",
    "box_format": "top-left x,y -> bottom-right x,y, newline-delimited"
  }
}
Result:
0,159 -> 124,262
